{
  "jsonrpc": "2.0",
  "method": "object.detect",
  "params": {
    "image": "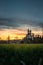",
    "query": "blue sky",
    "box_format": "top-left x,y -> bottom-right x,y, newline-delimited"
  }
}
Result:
0,0 -> 43,30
